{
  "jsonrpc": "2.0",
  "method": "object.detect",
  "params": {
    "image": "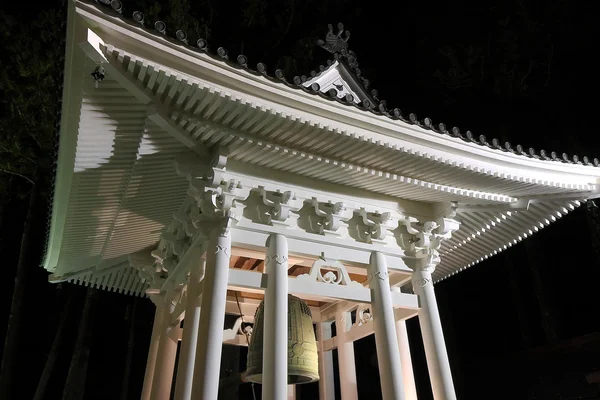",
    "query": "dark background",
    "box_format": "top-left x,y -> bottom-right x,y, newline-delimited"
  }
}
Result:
1,0 -> 600,399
